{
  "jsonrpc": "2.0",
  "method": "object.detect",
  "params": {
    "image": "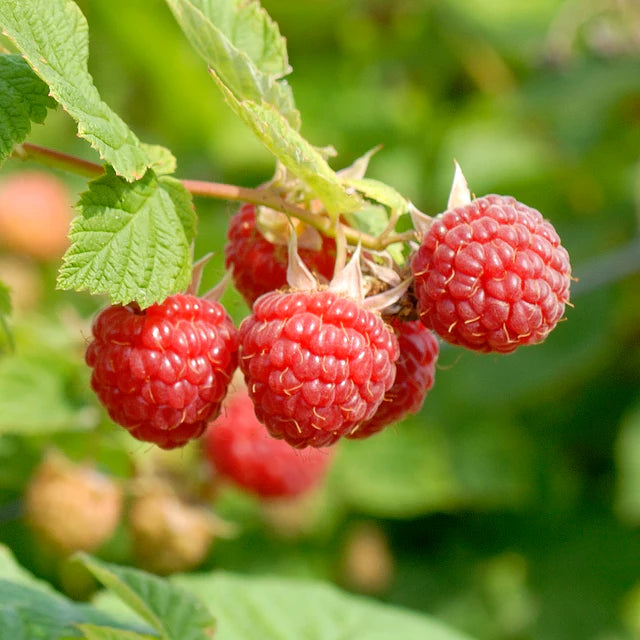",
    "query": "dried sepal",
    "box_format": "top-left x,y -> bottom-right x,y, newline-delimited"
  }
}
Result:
286,224 -> 319,291
447,160 -> 472,210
